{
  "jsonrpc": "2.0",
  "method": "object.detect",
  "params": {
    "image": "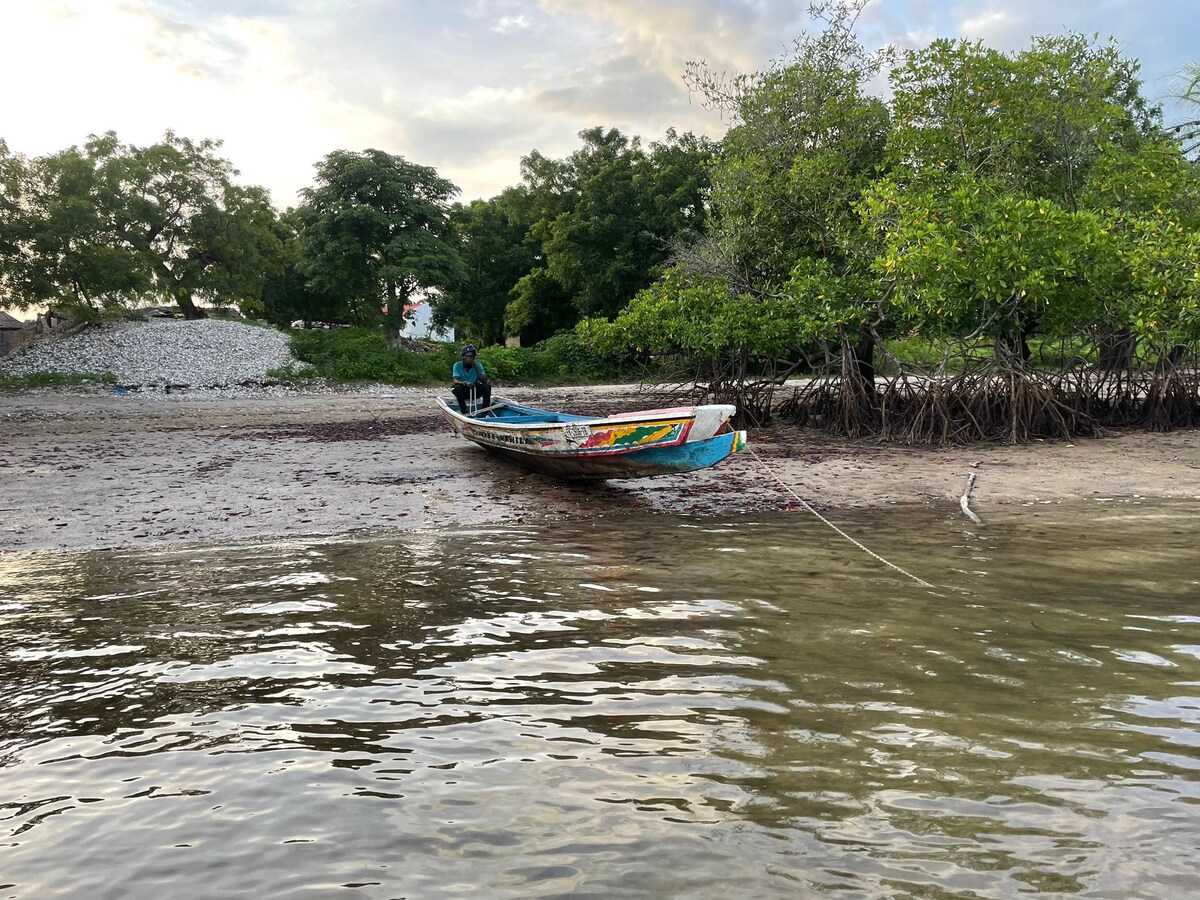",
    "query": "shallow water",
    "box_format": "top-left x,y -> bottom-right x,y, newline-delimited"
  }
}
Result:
2,500 -> 1199,898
